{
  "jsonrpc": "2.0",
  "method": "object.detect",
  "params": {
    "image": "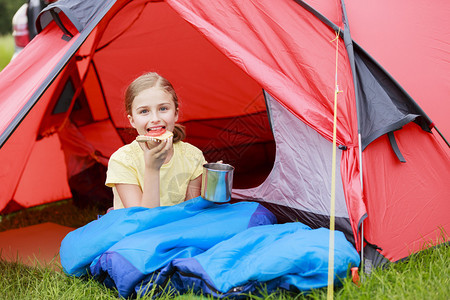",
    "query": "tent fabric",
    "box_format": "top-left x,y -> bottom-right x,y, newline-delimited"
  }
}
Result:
165,0 -> 450,262
94,1 -> 267,128
151,223 -> 359,298
36,0 -> 108,33
236,93 -> 348,219
0,21 -> 78,144
353,45 -> 431,150
167,0 -> 364,249
233,93 -> 355,244
307,0 -> 450,140
362,122 -> 450,262
0,0 -> 448,269
168,0 -> 358,145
